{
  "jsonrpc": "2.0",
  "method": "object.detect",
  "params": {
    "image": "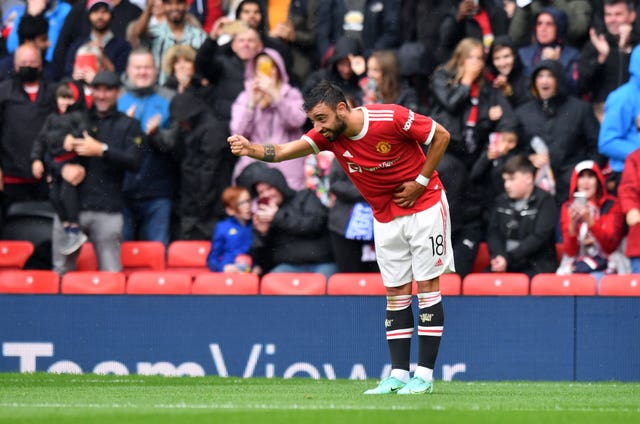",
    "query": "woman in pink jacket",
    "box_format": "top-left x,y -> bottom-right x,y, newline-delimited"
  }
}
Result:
230,47 -> 307,190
